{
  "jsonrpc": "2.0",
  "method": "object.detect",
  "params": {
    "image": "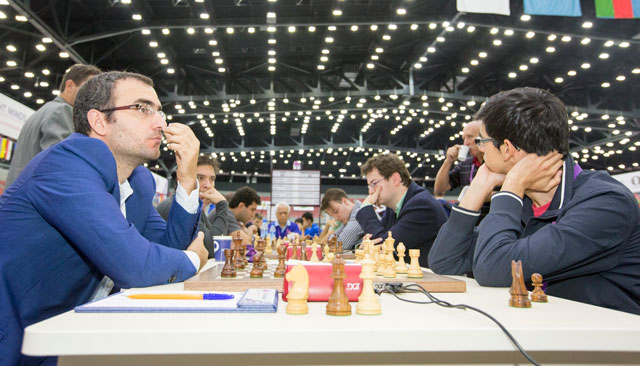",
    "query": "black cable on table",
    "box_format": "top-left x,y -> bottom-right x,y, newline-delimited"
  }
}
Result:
378,283 -> 540,366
